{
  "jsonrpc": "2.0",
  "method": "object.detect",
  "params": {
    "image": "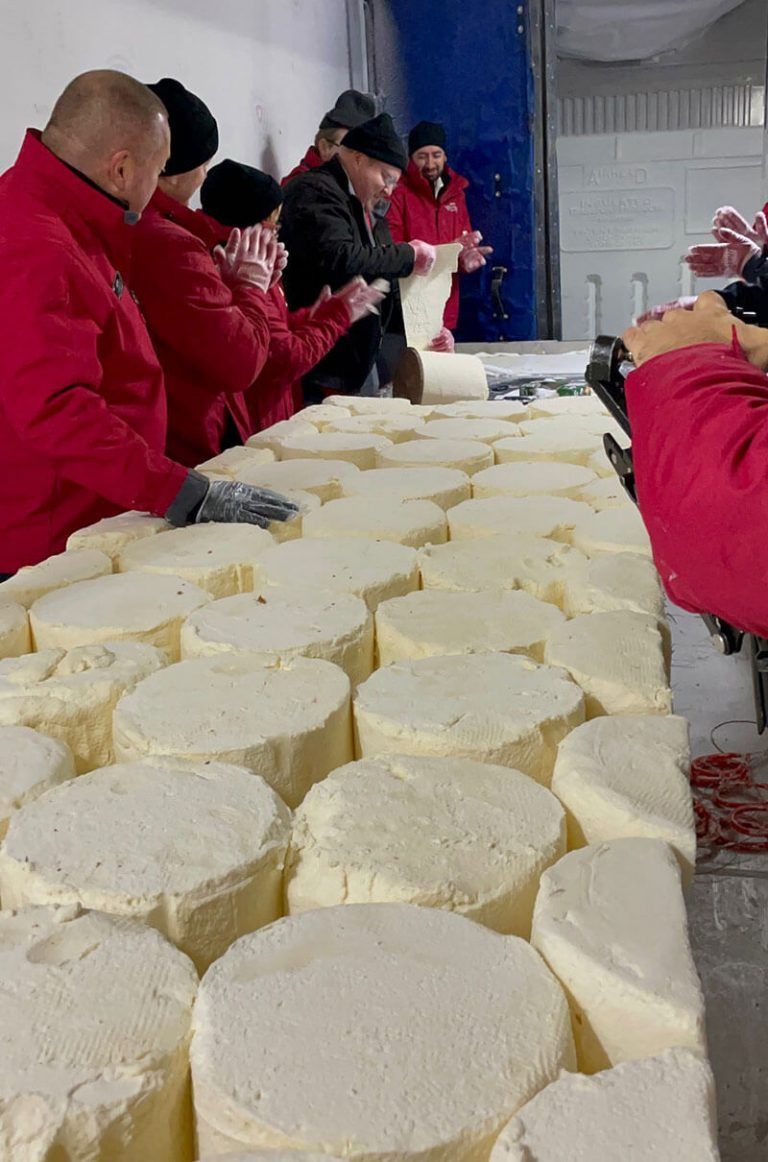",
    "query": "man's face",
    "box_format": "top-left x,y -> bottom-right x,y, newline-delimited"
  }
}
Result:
412,146 -> 446,184
350,153 -> 401,207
